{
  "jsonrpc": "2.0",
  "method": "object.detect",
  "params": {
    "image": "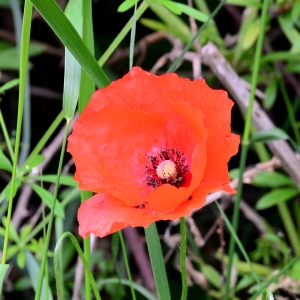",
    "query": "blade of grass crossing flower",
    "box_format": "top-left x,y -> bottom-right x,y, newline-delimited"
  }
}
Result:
29,0 -> 110,88
62,0 -> 83,121
129,1 -> 137,70
180,217 -> 188,300
1,0 -> 32,265
119,231 -> 137,300
34,121 -> 69,300
78,0 -> 95,113
225,0 -> 269,298
54,232 -> 101,300
78,2 -> 96,298
215,202 -> 261,286
98,0 -> 149,67
167,0 -> 226,73
145,223 -> 171,300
